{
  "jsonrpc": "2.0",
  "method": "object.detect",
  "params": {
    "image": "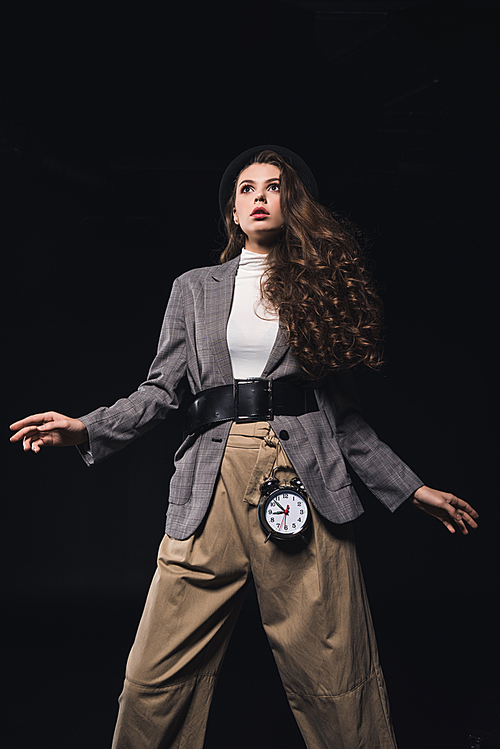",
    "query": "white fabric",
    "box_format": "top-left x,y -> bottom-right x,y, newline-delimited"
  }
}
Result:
227,249 -> 279,379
